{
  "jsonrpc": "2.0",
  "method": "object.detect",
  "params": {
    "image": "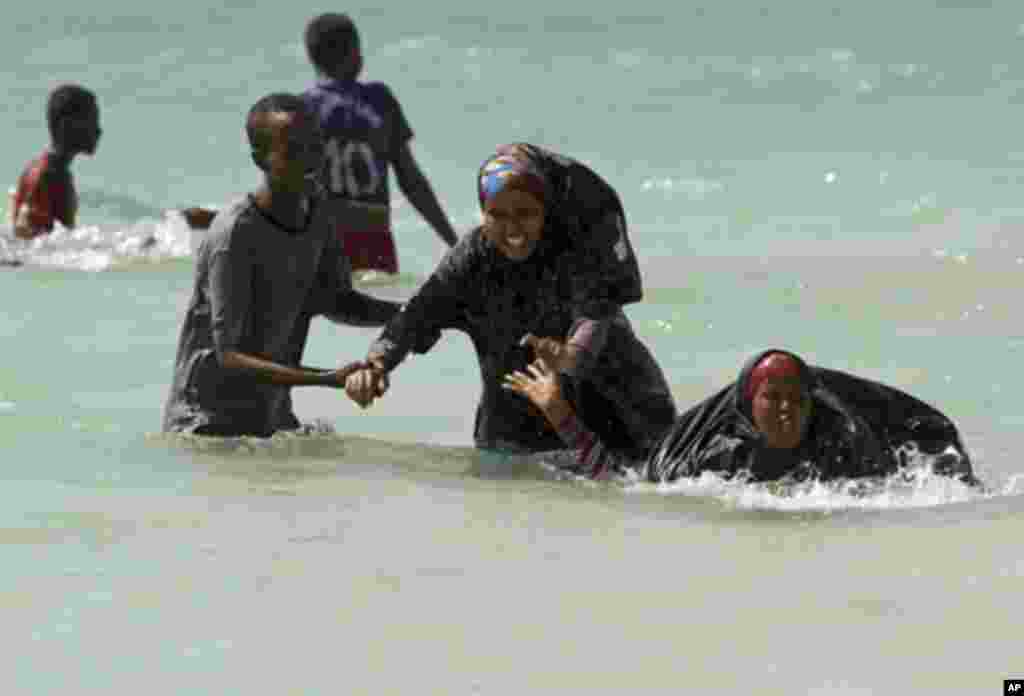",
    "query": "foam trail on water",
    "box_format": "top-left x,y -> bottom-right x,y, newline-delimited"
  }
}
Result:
0,211 -> 195,271
623,461 -> 991,512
